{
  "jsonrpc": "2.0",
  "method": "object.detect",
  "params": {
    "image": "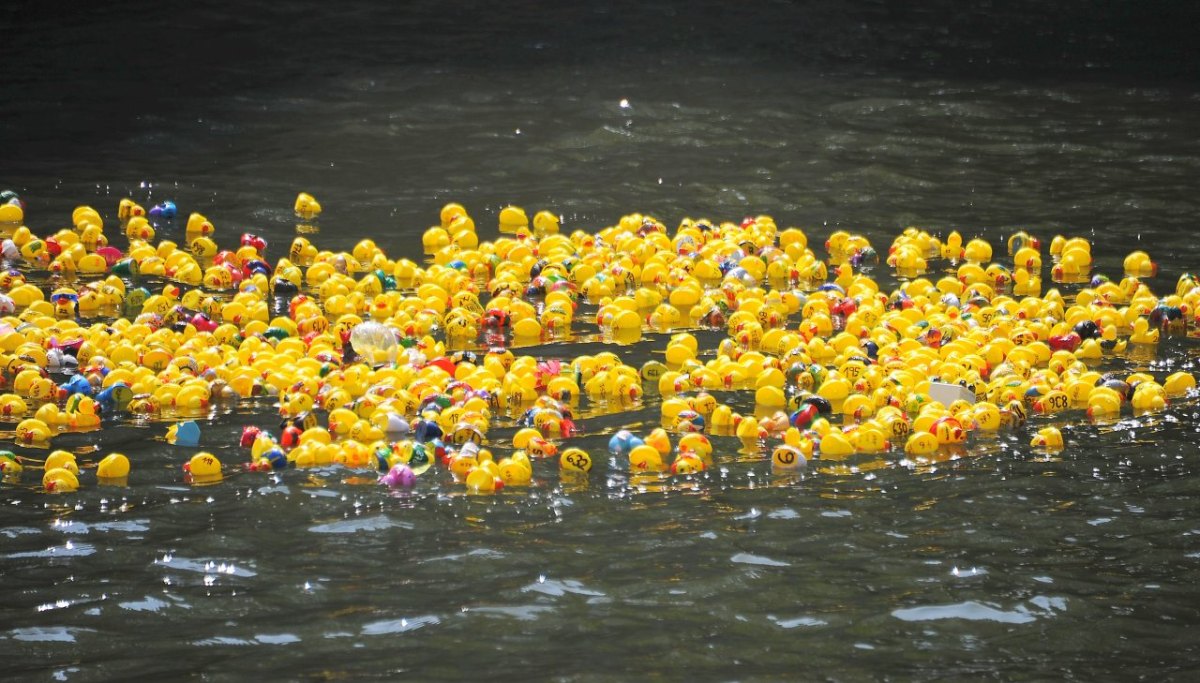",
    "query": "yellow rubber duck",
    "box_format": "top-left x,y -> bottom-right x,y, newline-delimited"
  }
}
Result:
904,431 -> 940,456
96,453 -> 131,480
0,393 -> 28,418
818,429 -> 855,459
1129,317 -> 1159,345
941,231 -> 963,261
1086,386 -> 1123,419
963,238 -> 993,263
1030,426 -> 1065,450
1131,382 -> 1167,412
15,417 -> 53,445
1163,371 -> 1196,398
498,456 -> 533,486
294,193 -> 322,220
1123,250 -> 1158,278
44,450 -> 79,474
43,467 -> 79,493
0,452 -> 23,478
